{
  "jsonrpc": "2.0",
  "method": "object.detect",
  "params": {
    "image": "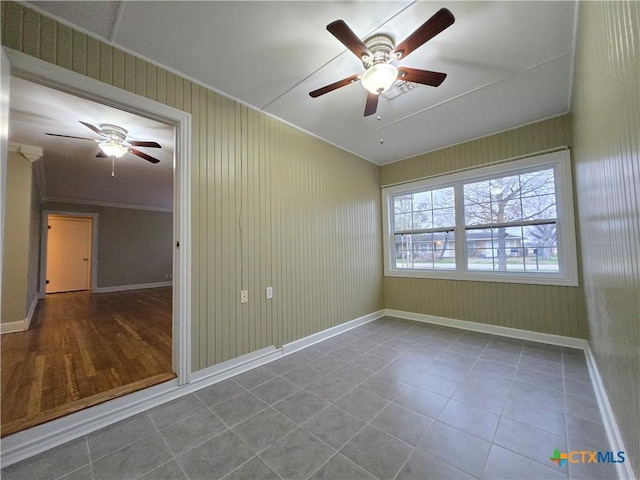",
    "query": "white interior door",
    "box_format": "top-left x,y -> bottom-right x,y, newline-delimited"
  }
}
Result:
46,215 -> 92,293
